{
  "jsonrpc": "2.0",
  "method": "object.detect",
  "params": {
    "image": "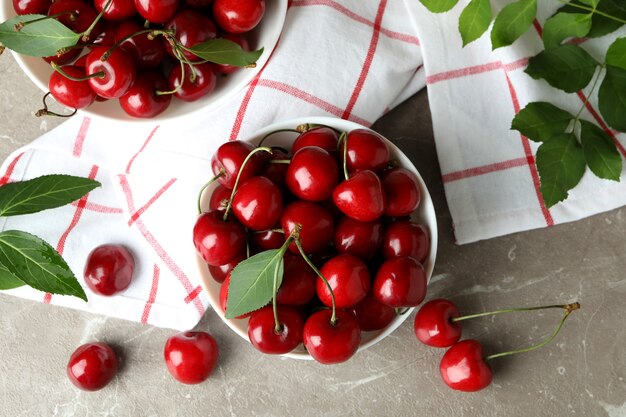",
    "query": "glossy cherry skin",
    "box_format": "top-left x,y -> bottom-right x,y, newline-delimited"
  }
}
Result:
381,167 -> 421,217
317,254 -> 370,308
134,0 -> 179,23
115,20 -> 166,69
352,293 -> 396,332
214,33 -> 249,74
251,229 -> 285,250
303,309 -> 361,365
414,299 -> 462,348
213,0 -> 265,33
95,0 -> 136,20
333,170 -> 385,222
440,340 -> 493,392
164,331 -> 219,384
333,216 -> 382,260
169,62 -> 217,102
209,184 -> 232,211
48,65 -> 96,110
83,244 -> 135,296
281,201 -> 334,254
48,0 -> 100,39
211,141 -> 267,189
286,146 -> 339,202
67,343 -> 118,391
92,21 -> 118,46
119,71 -> 172,118
208,250 -> 245,283
219,273 -> 252,319
276,255 -> 316,306
86,46 -> 136,99
247,306 -> 304,354
344,129 -> 389,173
373,257 -> 426,308
292,127 -> 338,154
232,176 -> 282,231
13,0 -> 50,15
165,10 -> 217,61
260,148 -> 290,189
193,210 -> 246,266
382,220 -> 430,263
